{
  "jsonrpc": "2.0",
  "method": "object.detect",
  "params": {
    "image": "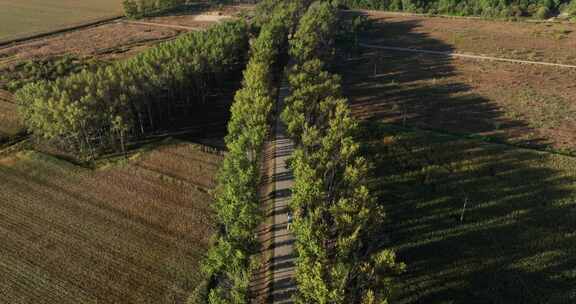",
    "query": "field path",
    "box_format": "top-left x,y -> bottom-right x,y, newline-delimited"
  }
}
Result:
359,43 -> 576,69
122,20 -> 202,31
252,75 -> 296,303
